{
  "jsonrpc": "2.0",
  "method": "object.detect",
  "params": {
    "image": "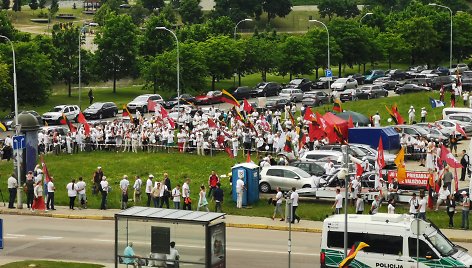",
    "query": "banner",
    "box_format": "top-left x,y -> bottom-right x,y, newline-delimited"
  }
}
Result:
387,170 -> 429,187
